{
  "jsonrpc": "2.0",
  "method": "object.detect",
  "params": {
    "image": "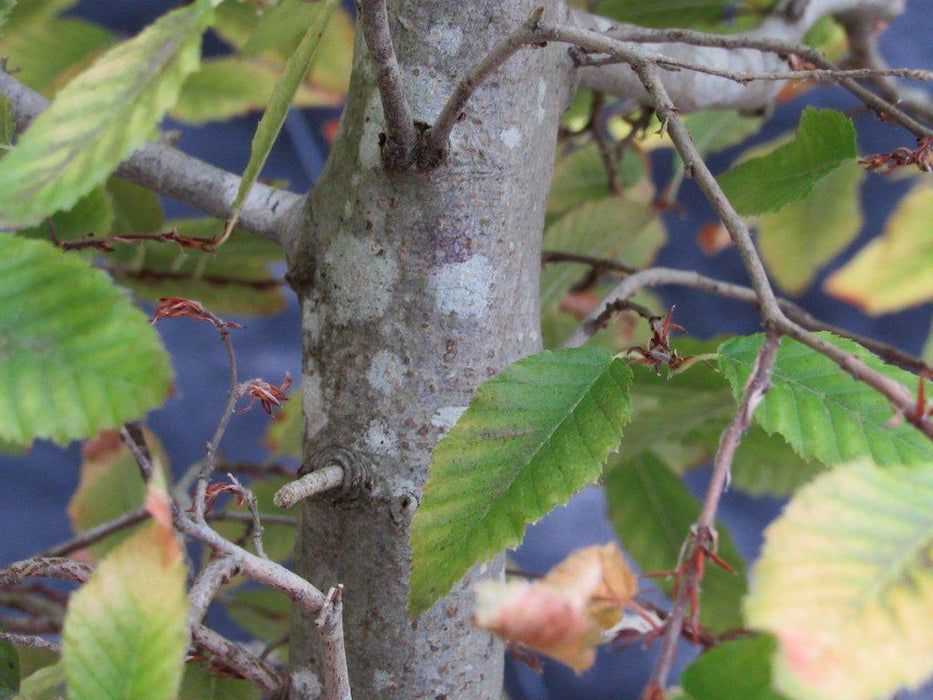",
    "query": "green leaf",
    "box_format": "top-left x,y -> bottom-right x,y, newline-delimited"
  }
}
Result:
107,218 -> 286,316
68,429 -> 168,559
730,428 -> 824,497
0,237 -> 172,446
179,661 -> 261,700
16,186 -> 114,241
16,662 -> 64,700
231,0 -> 337,220
681,635 -> 787,700
595,0 -> 774,29
0,639 -> 18,696
541,197 -> 666,313
719,333 -> 933,466
604,452 -> 746,632
547,144 -> 645,219
0,18 -> 114,95
0,94 -> 13,153
758,159 -> 864,294
227,589 -> 291,644
745,459 -> 933,700
107,177 -> 164,236
825,183 -> 933,314
682,110 -> 765,158
0,0 -> 213,228
62,519 -> 187,700
0,1 -> 14,34
409,347 -> 633,614
717,109 -> 857,215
